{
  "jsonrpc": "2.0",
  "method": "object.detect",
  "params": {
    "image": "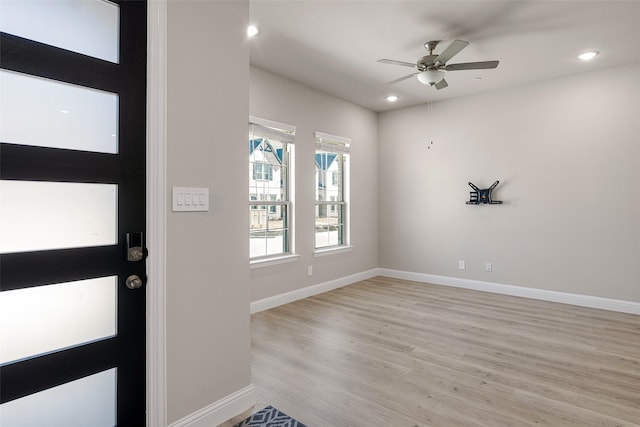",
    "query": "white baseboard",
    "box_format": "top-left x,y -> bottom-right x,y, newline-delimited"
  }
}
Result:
379,269 -> 640,315
250,268 -> 379,313
168,384 -> 255,427
250,267 -> 640,316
